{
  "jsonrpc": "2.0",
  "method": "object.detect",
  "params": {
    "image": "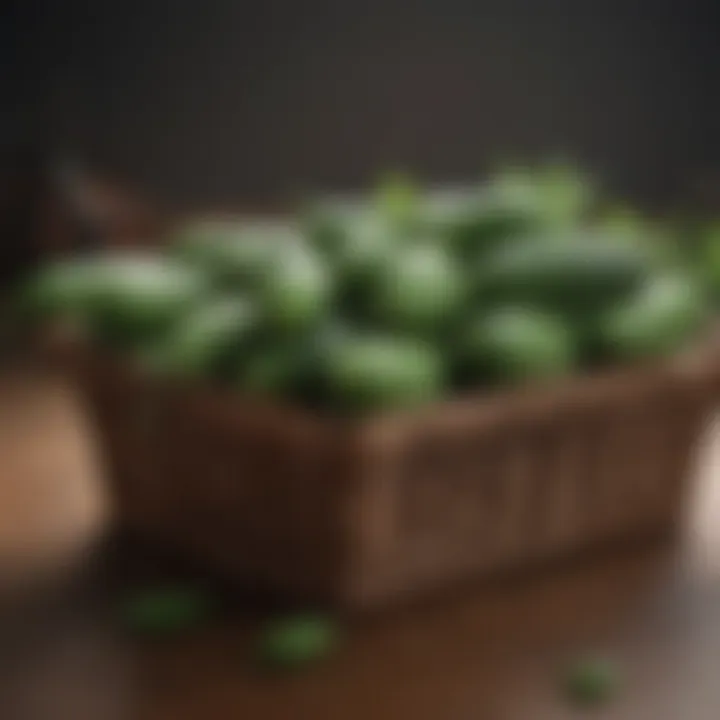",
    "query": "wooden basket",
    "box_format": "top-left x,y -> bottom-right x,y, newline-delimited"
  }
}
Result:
53,342 -> 720,608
